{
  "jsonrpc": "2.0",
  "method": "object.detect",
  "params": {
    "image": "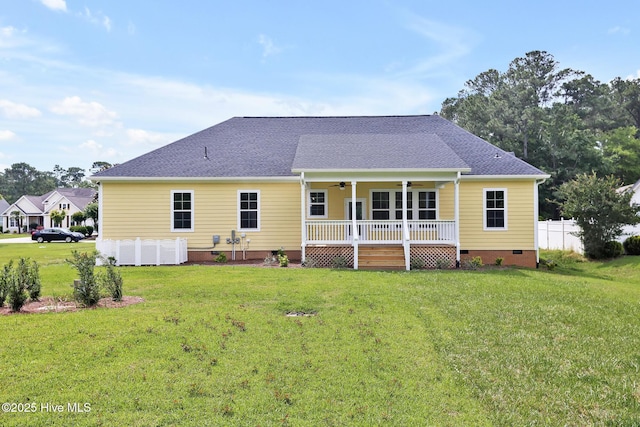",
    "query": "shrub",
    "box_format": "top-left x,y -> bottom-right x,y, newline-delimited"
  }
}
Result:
435,258 -> 451,270
602,241 -> 624,259
68,250 -> 100,306
26,260 -> 41,301
278,254 -> 289,267
100,256 -> 123,301
301,257 -> 318,268
214,252 -> 227,263
471,256 -> 484,268
410,257 -> 425,270
495,257 -> 504,266
623,235 -> 640,255
7,274 -> 27,312
331,256 -> 348,269
85,226 -> 94,236
70,225 -> 88,236
0,261 -> 12,307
